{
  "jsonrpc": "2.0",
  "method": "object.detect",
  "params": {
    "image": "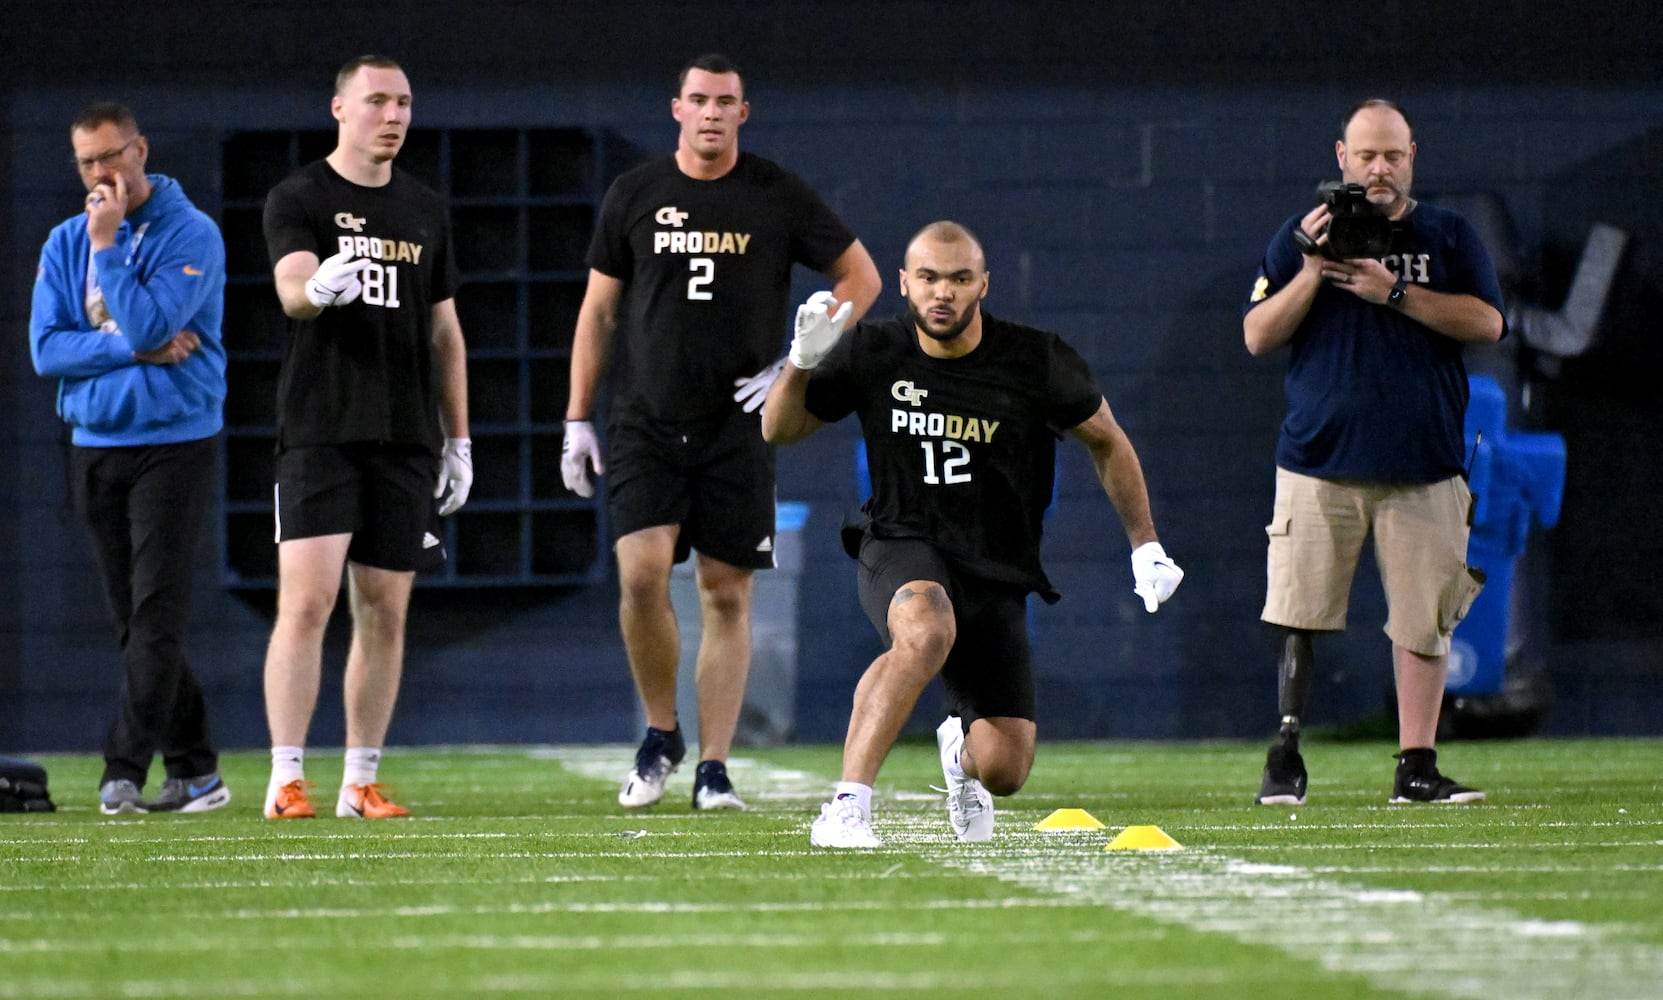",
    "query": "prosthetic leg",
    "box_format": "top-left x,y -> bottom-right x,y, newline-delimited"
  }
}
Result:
1275,627 -> 1316,746
1256,627 -> 1314,804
